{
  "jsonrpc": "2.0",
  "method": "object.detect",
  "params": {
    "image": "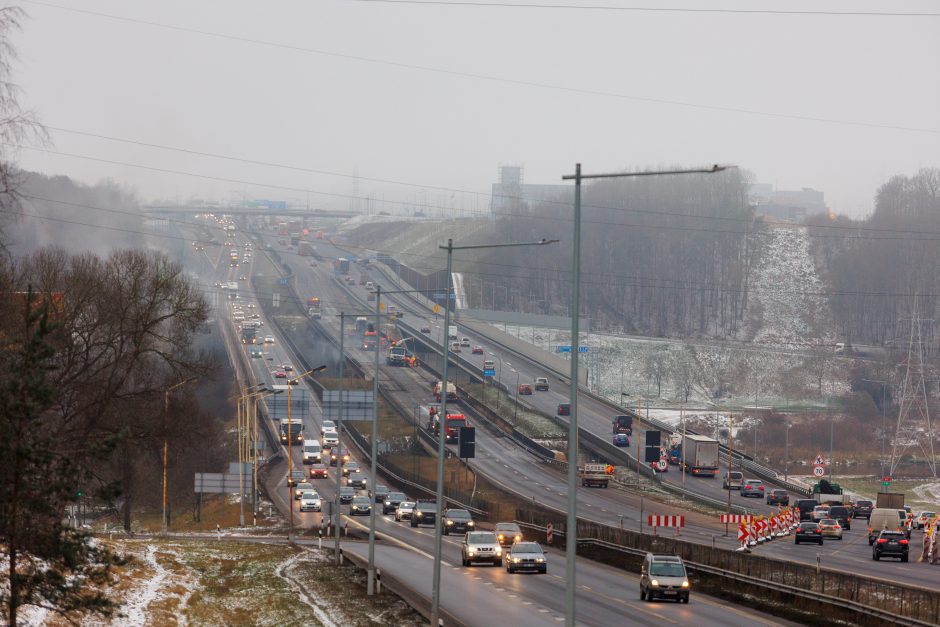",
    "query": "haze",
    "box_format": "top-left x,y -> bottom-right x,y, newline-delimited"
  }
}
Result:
11,0 -> 940,216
